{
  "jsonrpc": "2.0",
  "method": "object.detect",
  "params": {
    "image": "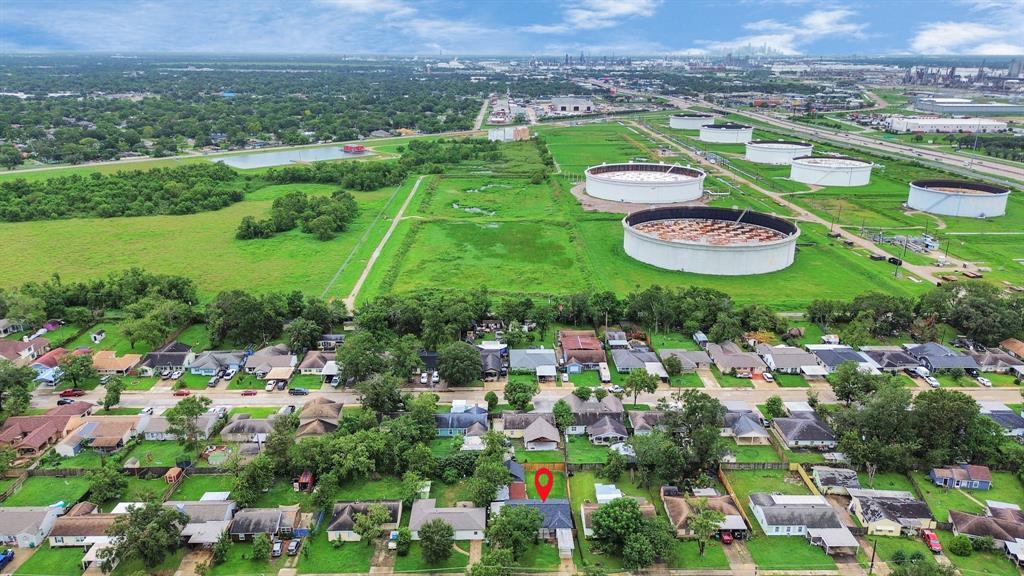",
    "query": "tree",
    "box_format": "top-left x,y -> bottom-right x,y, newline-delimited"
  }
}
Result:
102,377 -> 124,411
948,535 -> 973,556
469,548 -> 514,576
764,395 -> 785,419
484,391 -> 499,412
401,471 -> 427,507
487,504 -> 543,559
0,363 -> 35,415
552,399 -> 574,432
628,432 -> 682,488
336,331 -> 386,382
396,527 -> 412,556
600,448 -> 626,482
438,341 -> 481,387
591,497 -> 646,555
59,353 -> 96,390
389,334 -> 423,379
353,503 -> 393,544
504,379 -> 537,411
830,361 -> 878,405
212,531 -> 231,565
913,389 -> 1003,466
87,462 -> 128,502
573,386 -> 593,401
233,455 -> 275,507
626,369 -> 659,407
688,504 -> 726,557
165,395 -> 213,456
663,355 -> 682,377
5,291 -> 45,327
98,500 -> 188,573
503,321 -> 527,348
313,472 -> 338,513
252,533 -> 272,562
285,317 -> 320,353
0,446 -> 15,475
357,374 -> 403,417
659,390 -> 726,478
949,367 -> 966,382
419,518 -> 454,564
468,458 -> 511,507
